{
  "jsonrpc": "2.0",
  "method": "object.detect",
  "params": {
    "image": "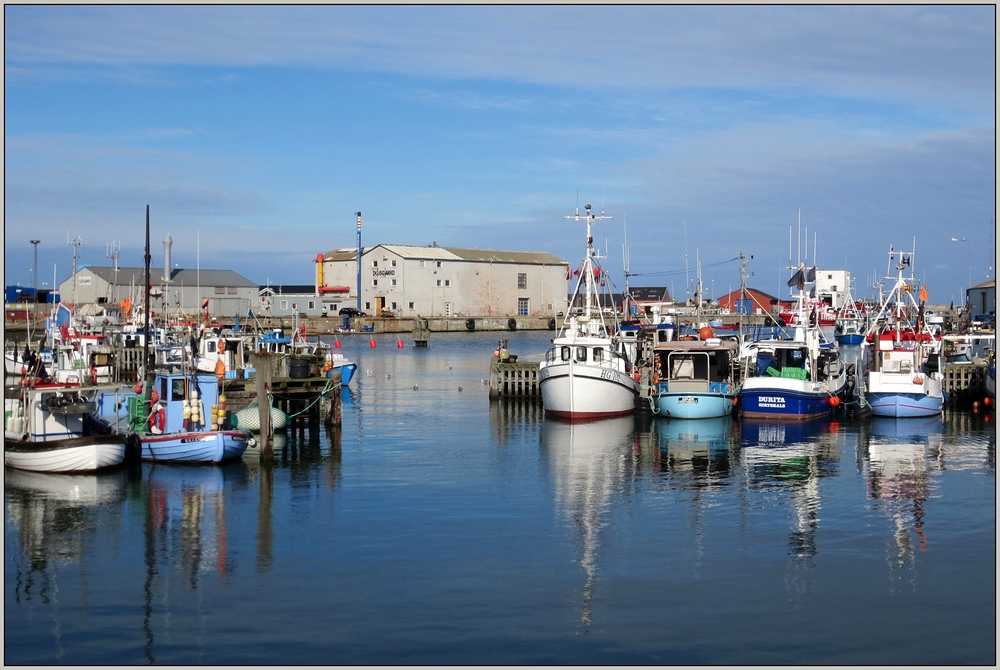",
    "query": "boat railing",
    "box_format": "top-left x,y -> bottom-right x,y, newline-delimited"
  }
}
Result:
543,346 -> 630,371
